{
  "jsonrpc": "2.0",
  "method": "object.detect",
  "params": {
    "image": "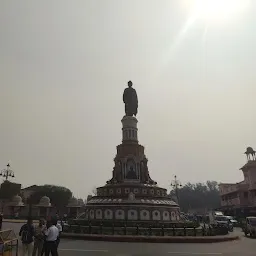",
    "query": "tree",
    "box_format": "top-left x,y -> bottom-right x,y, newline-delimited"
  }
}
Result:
0,181 -> 22,212
170,181 -> 220,213
27,185 -> 72,208
0,181 -> 21,200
